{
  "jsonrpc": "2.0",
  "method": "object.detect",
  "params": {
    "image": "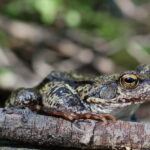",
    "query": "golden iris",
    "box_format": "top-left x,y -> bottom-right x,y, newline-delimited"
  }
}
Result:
120,74 -> 139,89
